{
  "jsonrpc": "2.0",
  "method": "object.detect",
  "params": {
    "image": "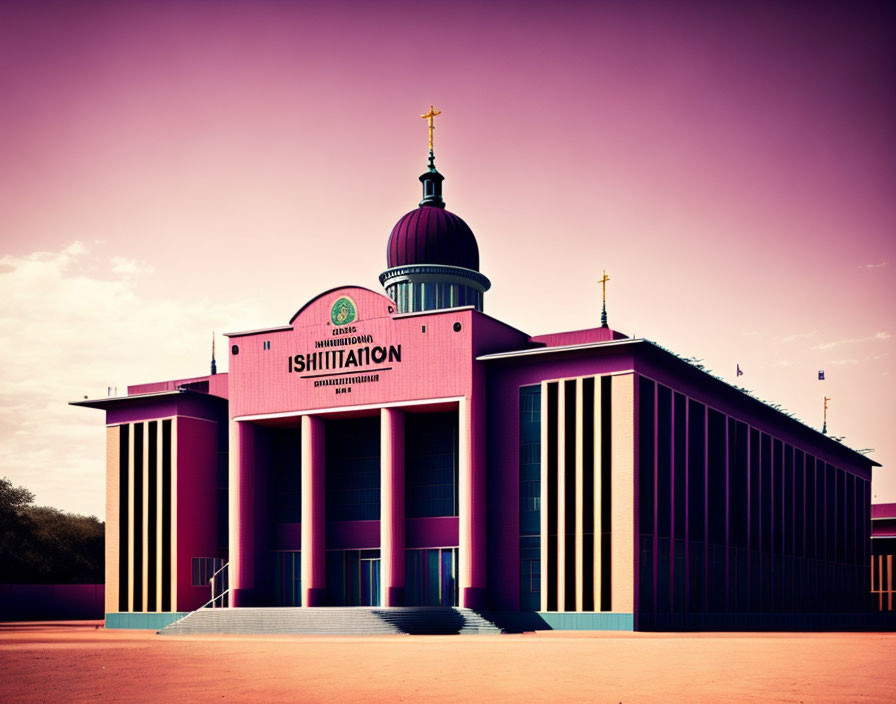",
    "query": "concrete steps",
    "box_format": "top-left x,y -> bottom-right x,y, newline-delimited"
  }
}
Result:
158,606 -> 503,636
